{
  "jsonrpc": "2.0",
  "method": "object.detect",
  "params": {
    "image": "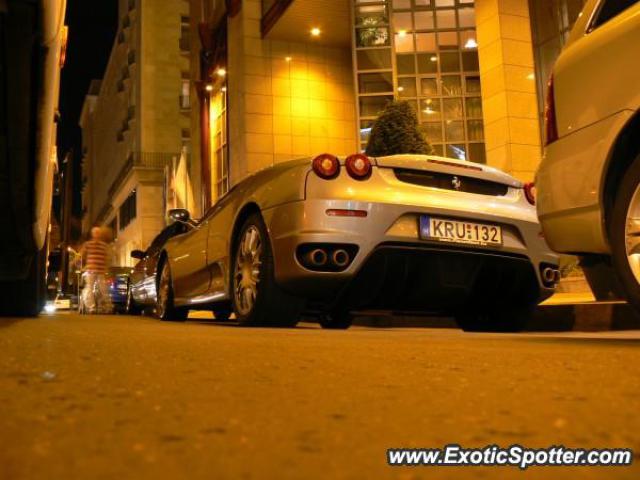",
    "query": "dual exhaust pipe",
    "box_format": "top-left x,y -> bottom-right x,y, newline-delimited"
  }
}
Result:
304,248 -> 351,269
297,244 -> 357,272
